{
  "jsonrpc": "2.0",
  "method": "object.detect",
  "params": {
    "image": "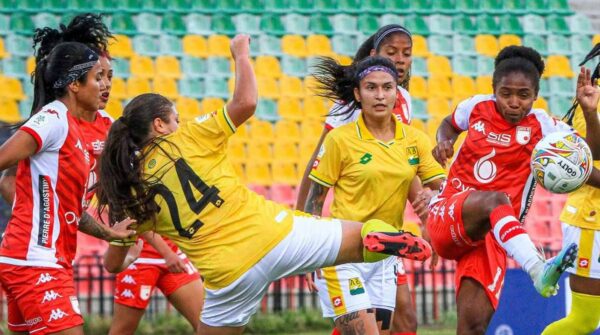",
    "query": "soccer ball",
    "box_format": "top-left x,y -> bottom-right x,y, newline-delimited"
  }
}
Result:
531,131 -> 593,194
